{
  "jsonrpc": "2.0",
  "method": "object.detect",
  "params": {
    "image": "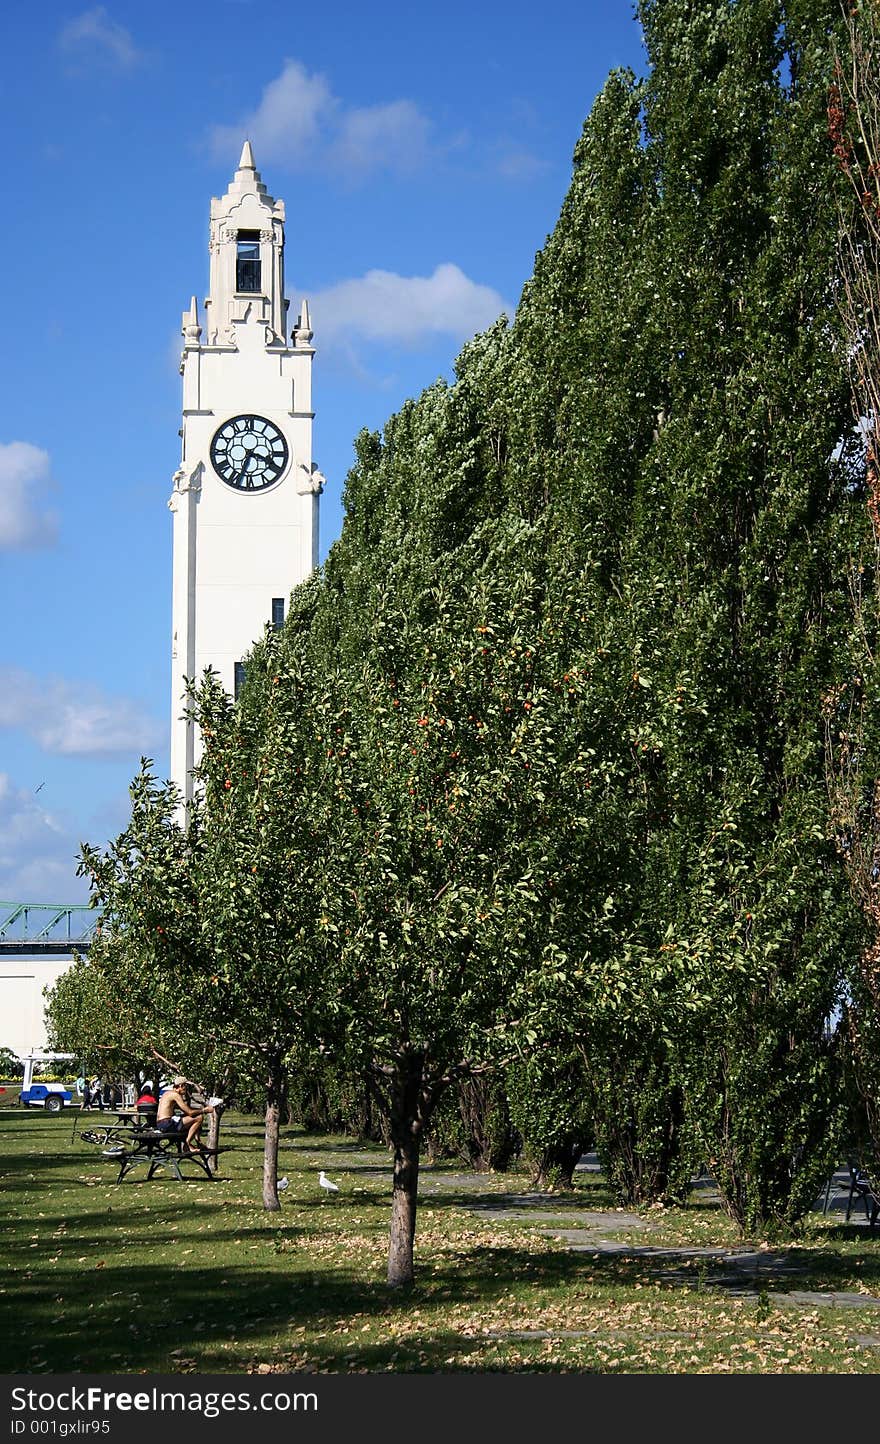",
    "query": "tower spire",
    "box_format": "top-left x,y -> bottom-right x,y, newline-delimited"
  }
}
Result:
223,138 -> 270,201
